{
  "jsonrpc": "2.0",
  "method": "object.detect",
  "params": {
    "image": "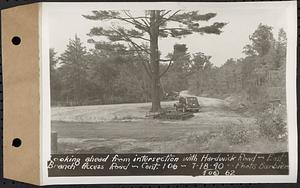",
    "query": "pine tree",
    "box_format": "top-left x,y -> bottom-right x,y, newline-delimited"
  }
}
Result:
84,10 -> 226,111
60,35 -> 88,105
50,48 -> 62,104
